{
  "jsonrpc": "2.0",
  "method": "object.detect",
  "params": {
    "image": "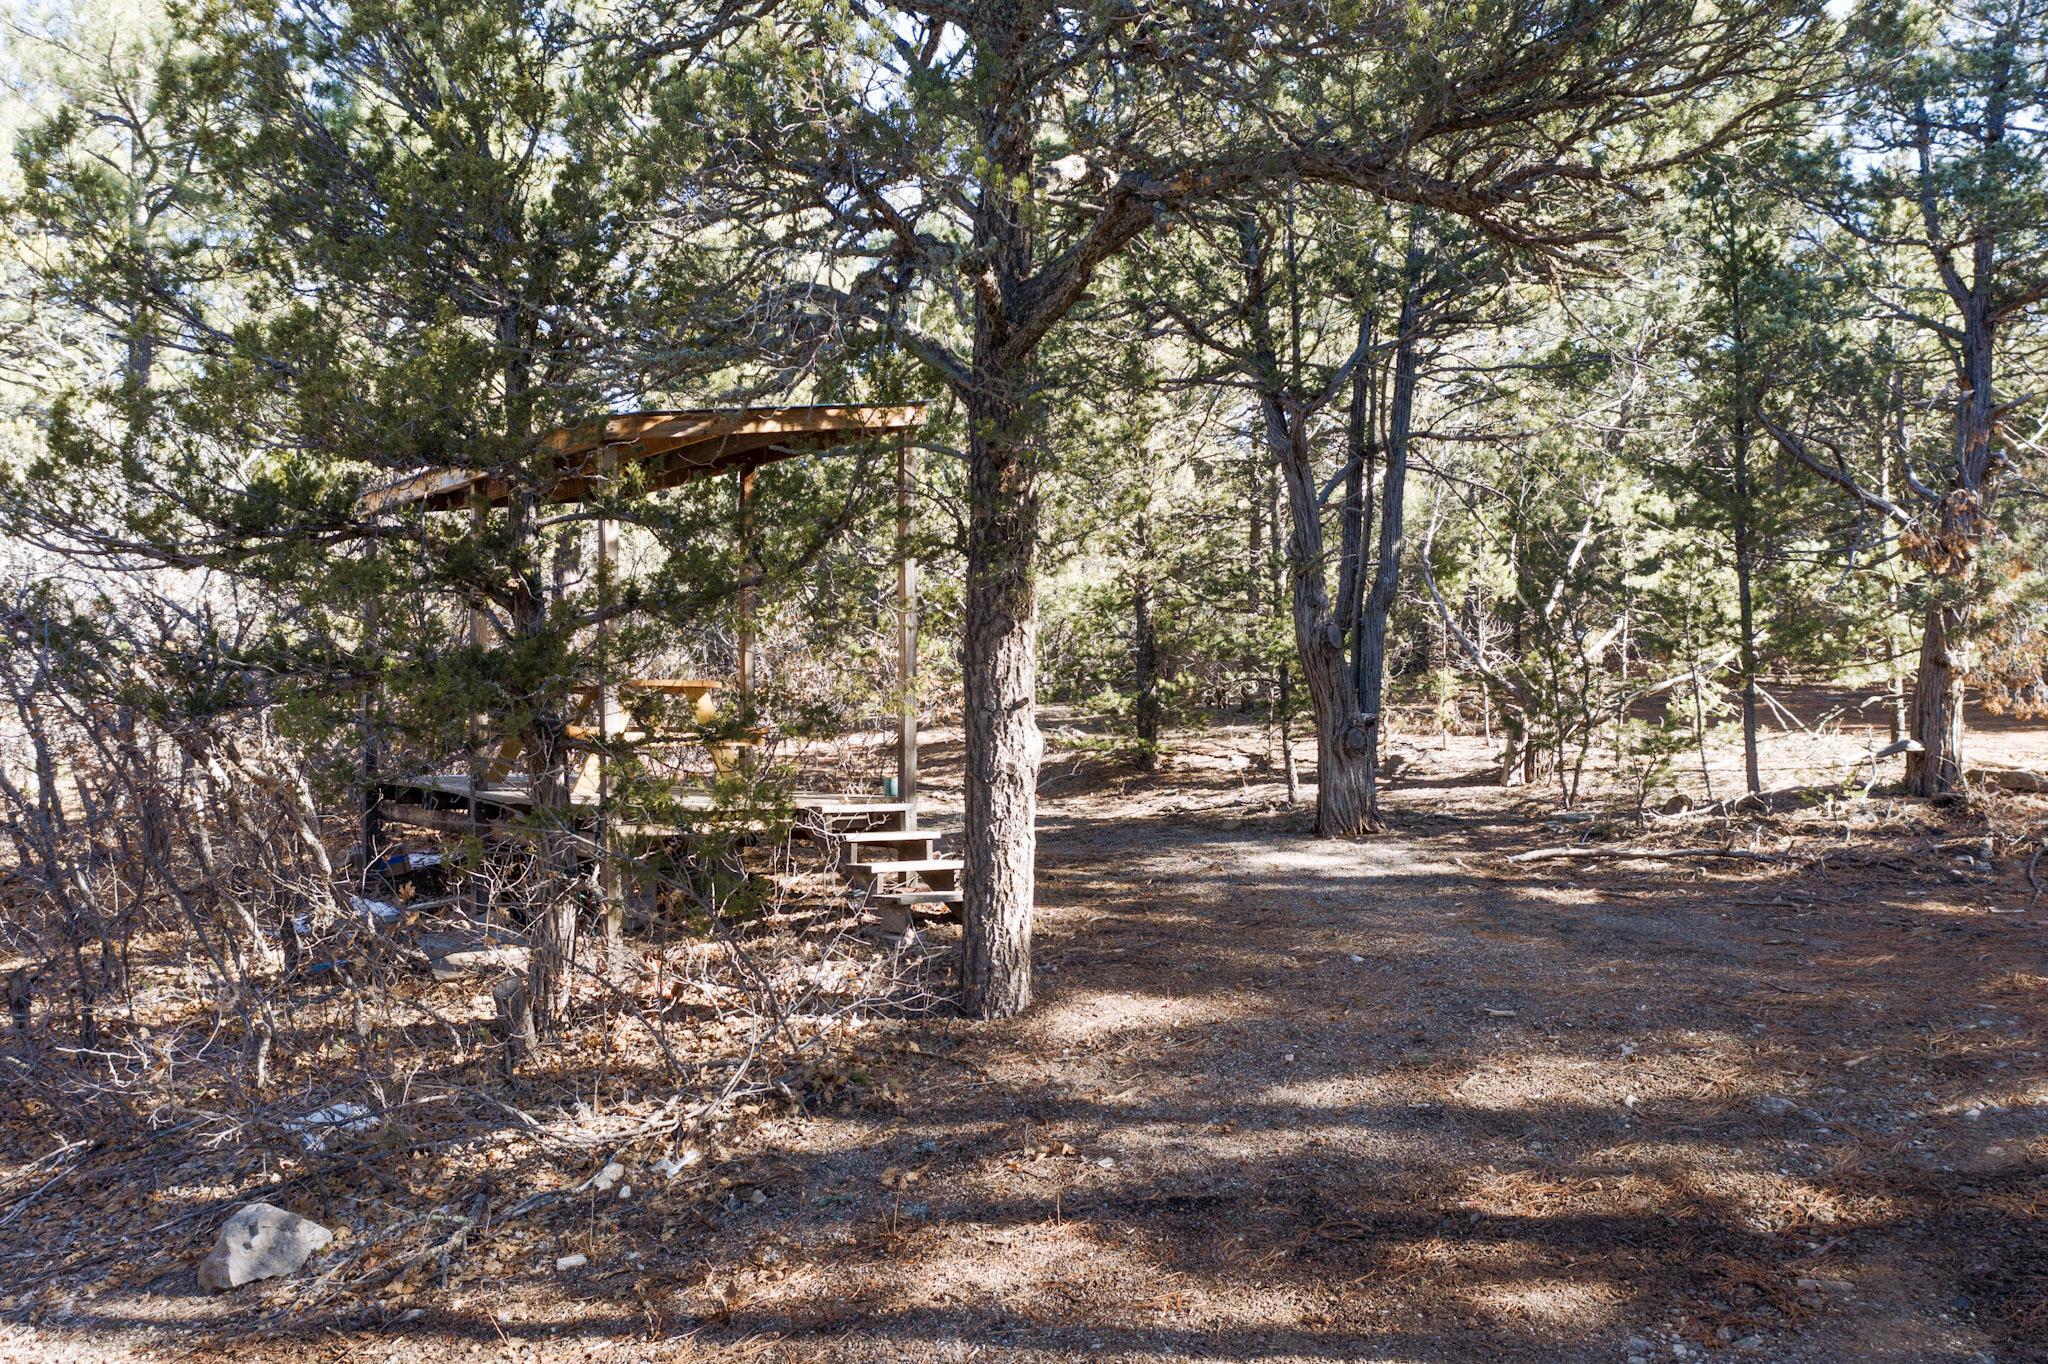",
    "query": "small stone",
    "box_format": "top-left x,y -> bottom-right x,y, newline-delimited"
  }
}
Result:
586,1161 -> 626,1192
428,943 -> 529,982
1735,1337 -> 1764,1351
1096,1156 -> 1115,1168
197,1203 -> 334,1291
1755,1095 -> 1797,1117
554,1253 -> 587,1271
